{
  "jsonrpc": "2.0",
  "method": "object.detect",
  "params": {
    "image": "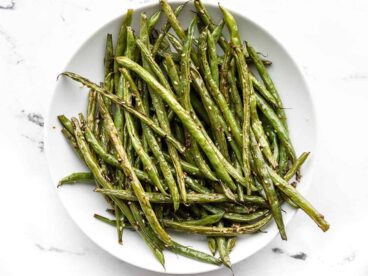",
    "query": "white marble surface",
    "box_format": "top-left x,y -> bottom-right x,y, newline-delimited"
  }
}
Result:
1,0 -> 368,275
